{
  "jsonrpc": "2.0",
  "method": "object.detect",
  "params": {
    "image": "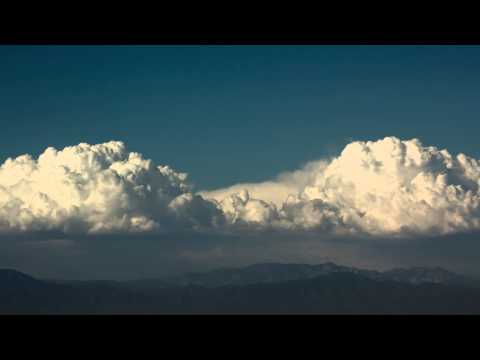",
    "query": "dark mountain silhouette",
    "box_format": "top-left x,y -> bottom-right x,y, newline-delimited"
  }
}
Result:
0,269 -> 40,286
1,264 -> 480,314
